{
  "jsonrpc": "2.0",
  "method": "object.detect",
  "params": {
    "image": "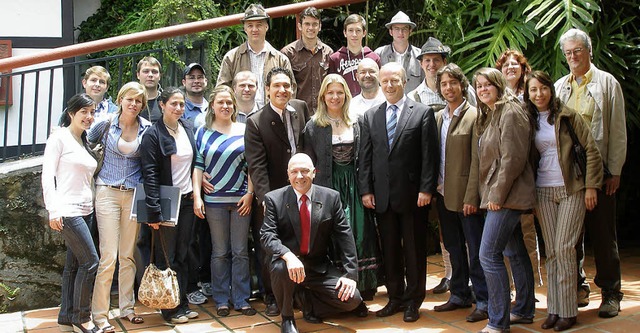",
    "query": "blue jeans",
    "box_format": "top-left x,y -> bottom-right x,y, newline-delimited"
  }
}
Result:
436,196 -> 488,311
58,215 -> 99,325
206,205 -> 251,309
480,208 -> 535,330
